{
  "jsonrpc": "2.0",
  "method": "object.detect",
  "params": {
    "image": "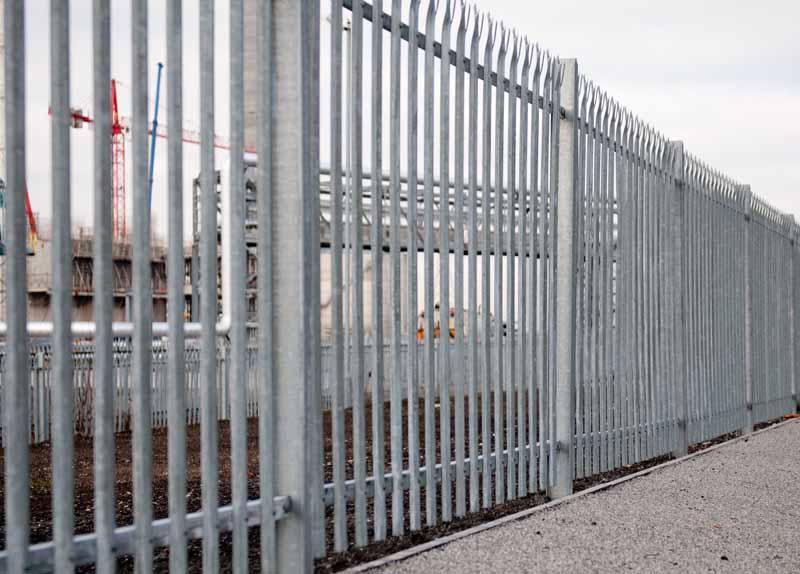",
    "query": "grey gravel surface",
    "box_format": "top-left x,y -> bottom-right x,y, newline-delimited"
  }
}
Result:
371,421 -> 800,573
